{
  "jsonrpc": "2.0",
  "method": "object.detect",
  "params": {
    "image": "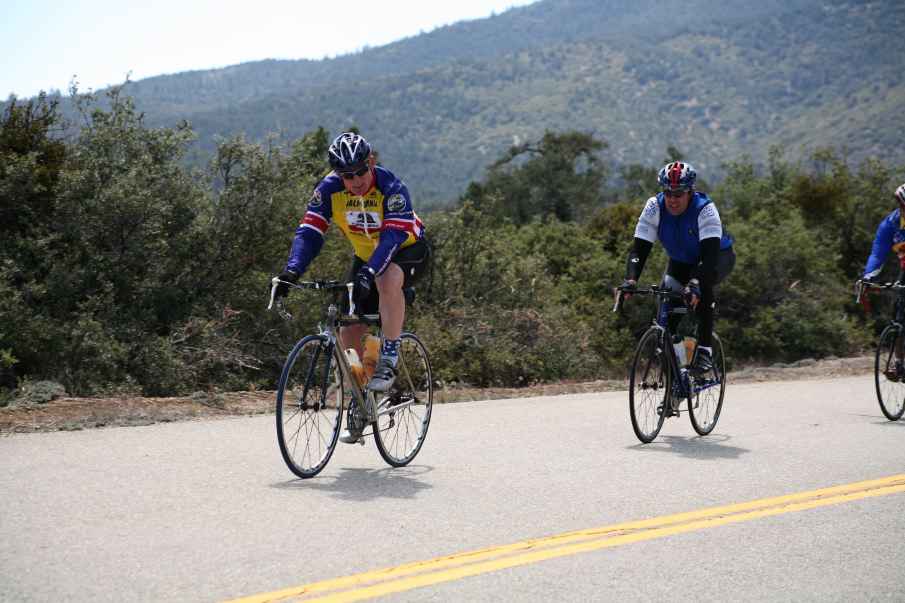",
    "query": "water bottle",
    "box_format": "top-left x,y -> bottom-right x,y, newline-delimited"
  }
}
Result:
362,335 -> 380,379
684,336 -> 697,368
344,349 -> 368,387
672,334 -> 687,367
